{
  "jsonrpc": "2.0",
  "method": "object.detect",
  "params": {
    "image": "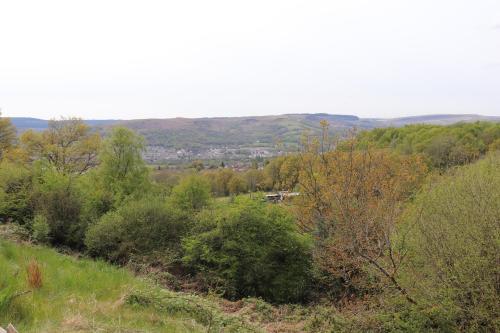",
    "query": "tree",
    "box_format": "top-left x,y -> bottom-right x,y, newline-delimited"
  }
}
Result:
190,160 -> 204,171
244,169 -> 266,192
20,118 -> 100,175
97,127 -> 150,204
296,124 -> 427,302
0,113 -> 16,160
210,168 -> 235,196
227,174 -> 247,195
169,175 -> 211,212
264,155 -> 300,191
